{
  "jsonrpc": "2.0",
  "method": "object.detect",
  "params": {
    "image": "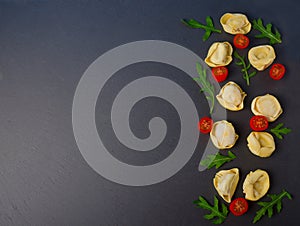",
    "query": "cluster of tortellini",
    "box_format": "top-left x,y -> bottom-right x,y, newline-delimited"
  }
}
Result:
210,92 -> 283,156
205,13 -> 284,156
205,13 -> 276,72
206,13 -> 285,204
214,168 -> 270,203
